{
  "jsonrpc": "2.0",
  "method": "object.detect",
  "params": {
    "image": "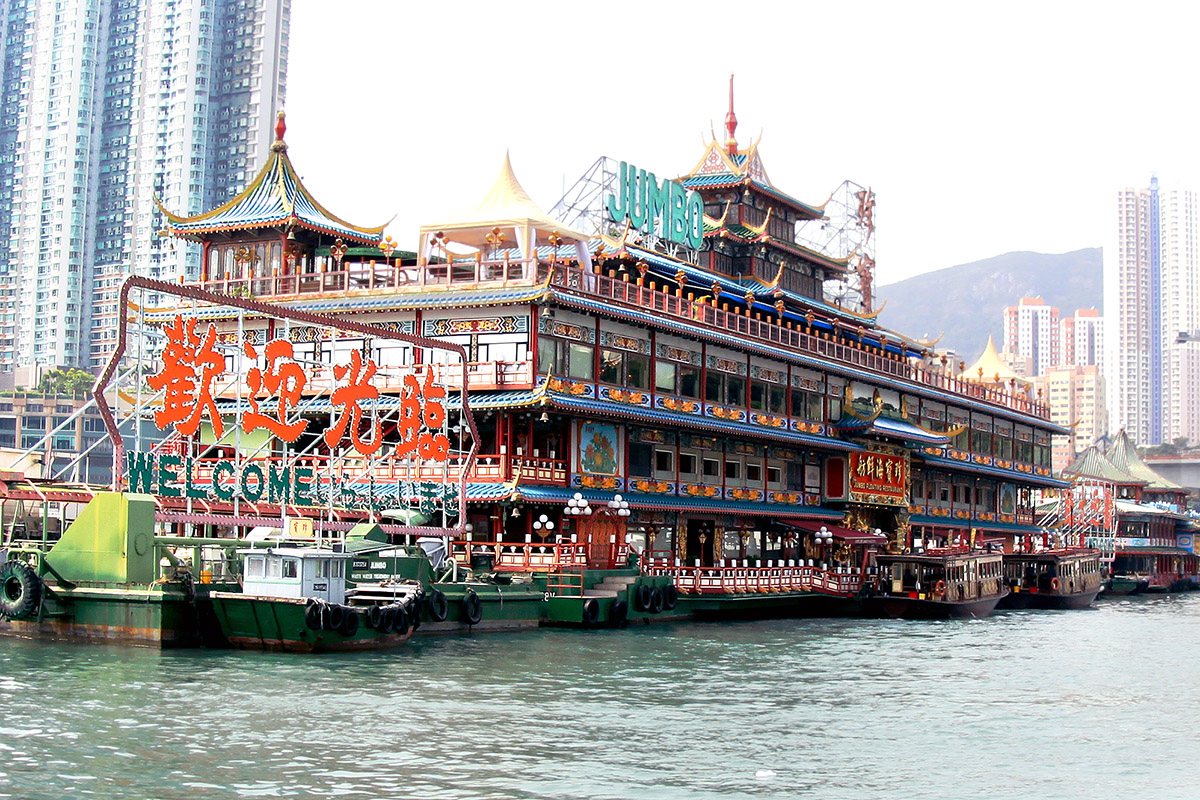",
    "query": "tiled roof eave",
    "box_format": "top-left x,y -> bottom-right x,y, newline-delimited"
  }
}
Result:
546,391 -> 861,453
